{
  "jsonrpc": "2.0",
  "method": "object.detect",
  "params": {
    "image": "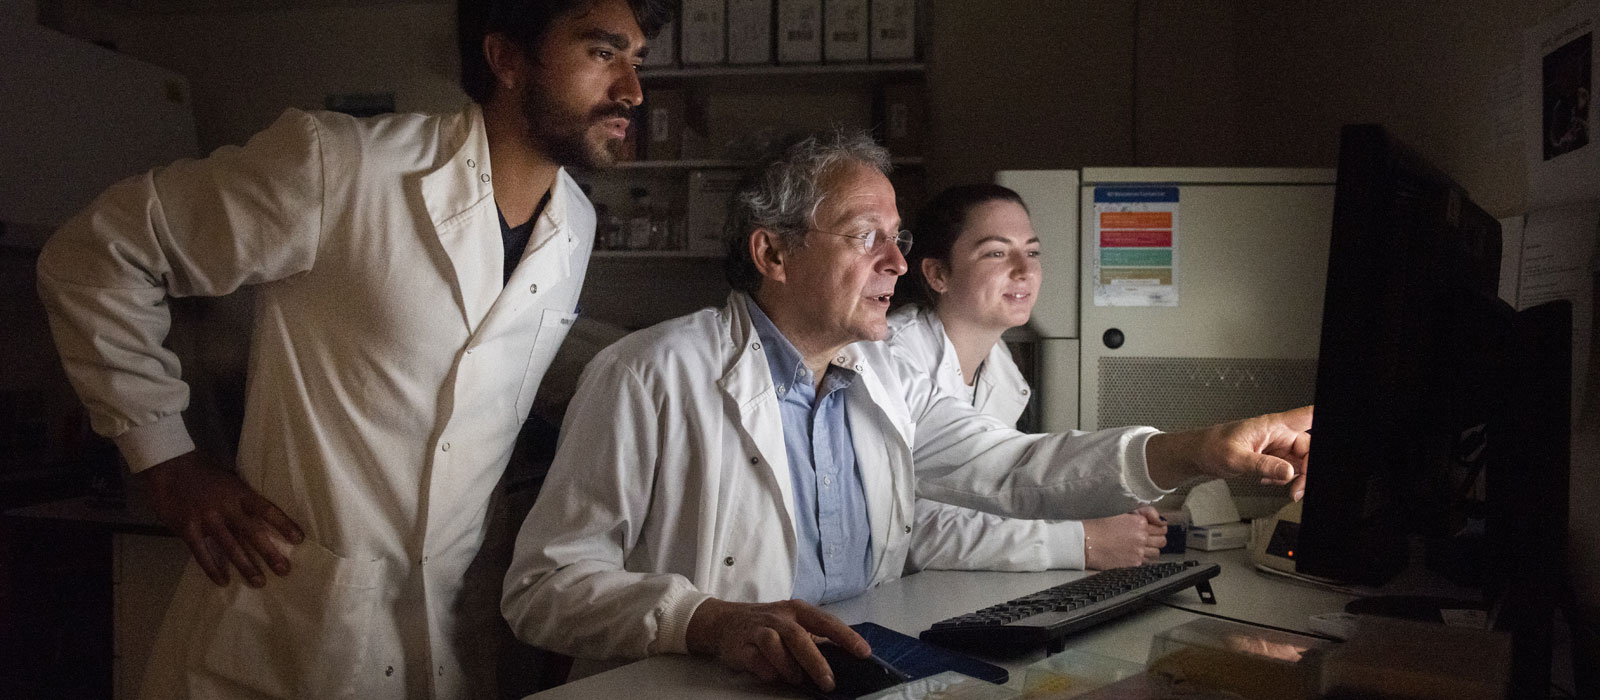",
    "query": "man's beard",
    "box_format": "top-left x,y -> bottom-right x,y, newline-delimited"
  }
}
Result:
521,86 -> 630,169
